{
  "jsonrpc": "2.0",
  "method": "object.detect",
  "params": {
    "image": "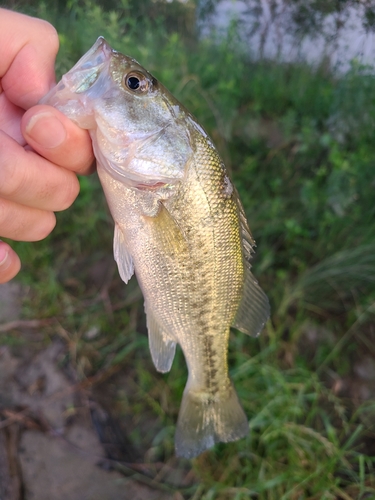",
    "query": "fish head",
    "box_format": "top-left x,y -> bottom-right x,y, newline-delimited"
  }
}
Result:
41,37 -> 192,188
